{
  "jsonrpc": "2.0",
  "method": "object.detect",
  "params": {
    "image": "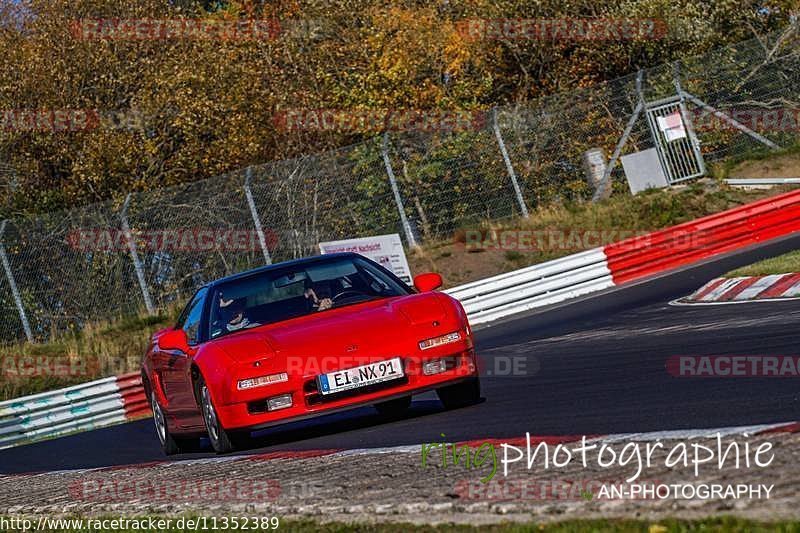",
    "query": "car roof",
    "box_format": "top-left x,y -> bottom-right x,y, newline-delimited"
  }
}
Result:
206,252 -> 361,288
